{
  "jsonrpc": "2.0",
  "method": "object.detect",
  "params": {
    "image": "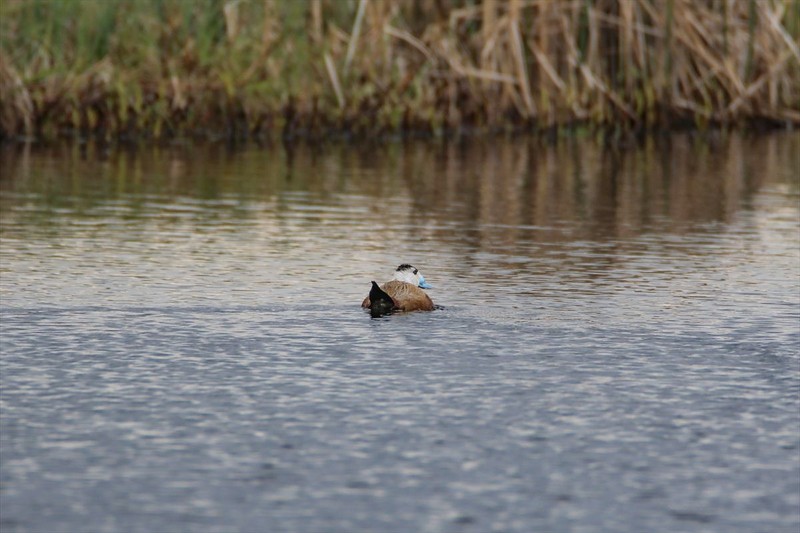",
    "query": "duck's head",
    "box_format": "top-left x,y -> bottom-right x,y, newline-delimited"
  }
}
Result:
393,264 -> 432,289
